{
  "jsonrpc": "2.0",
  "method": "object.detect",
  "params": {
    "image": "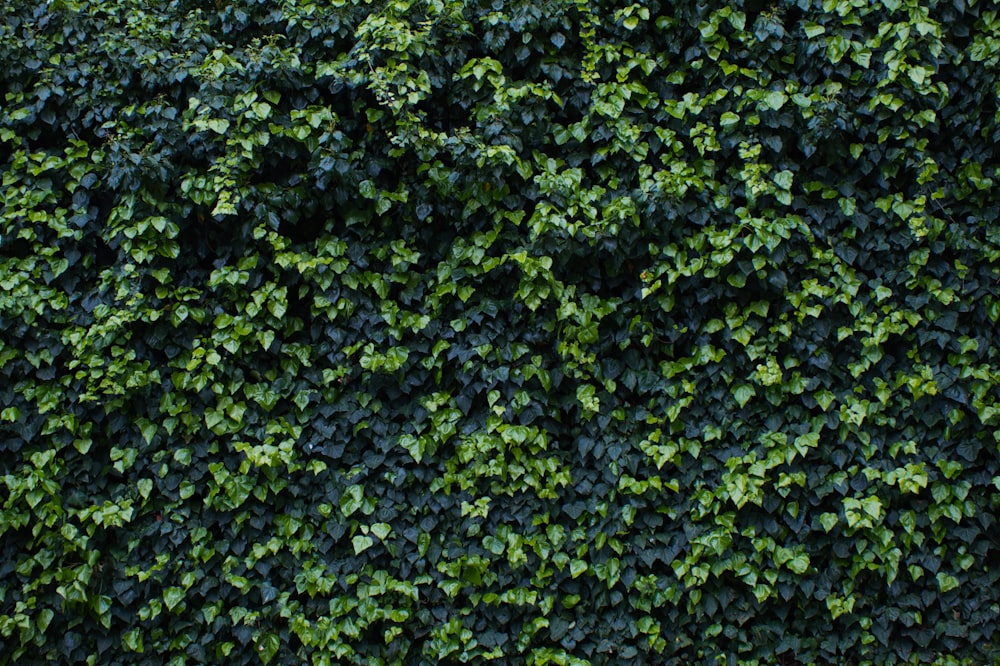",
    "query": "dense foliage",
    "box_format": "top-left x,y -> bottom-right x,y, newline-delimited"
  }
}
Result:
2,0 -> 1000,663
